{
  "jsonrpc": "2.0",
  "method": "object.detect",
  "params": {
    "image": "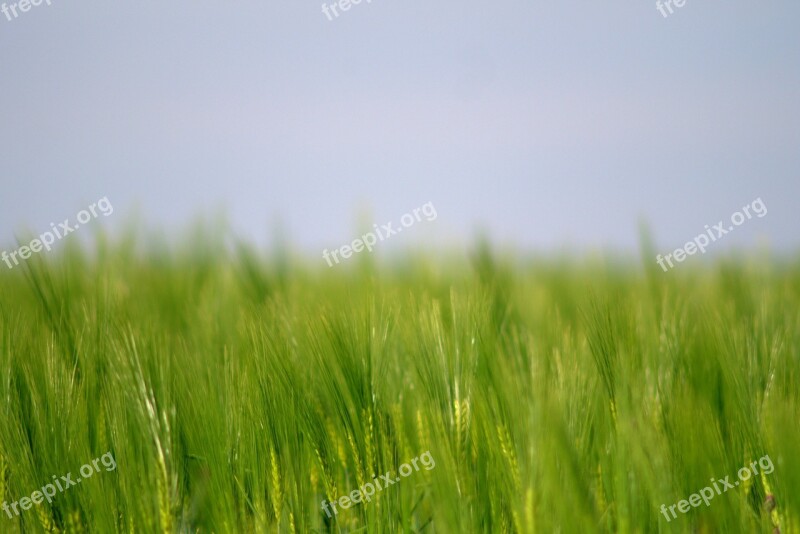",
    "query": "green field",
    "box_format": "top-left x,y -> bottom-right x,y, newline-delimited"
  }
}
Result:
0,236 -> 798,533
